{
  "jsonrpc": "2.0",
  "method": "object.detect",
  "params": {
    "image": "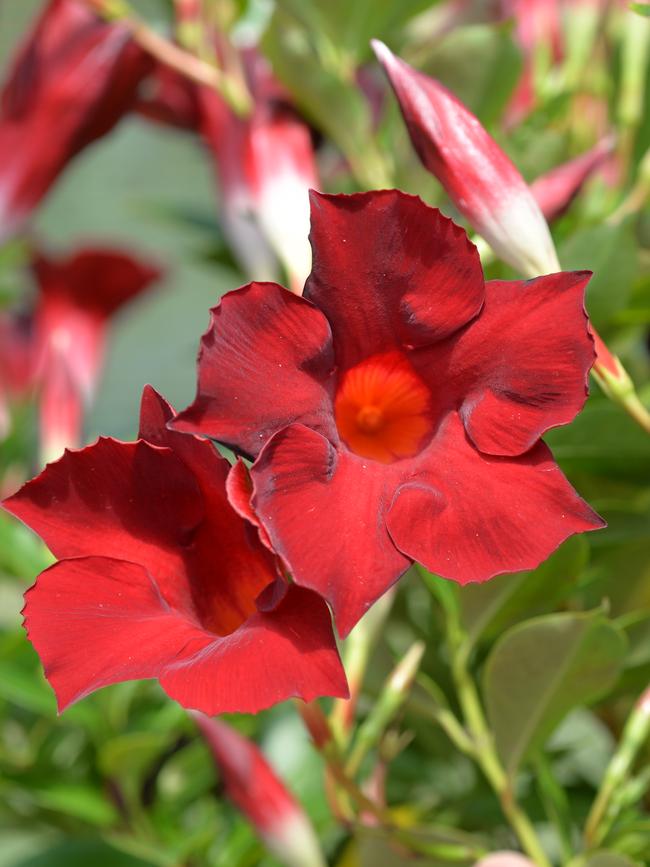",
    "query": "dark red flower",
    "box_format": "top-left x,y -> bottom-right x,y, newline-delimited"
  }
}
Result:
198,50 -> 318,292
32,246 -> 162,461
174,190 -> 604,637
3,386 -> 347,713
0,0 -> 151,241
